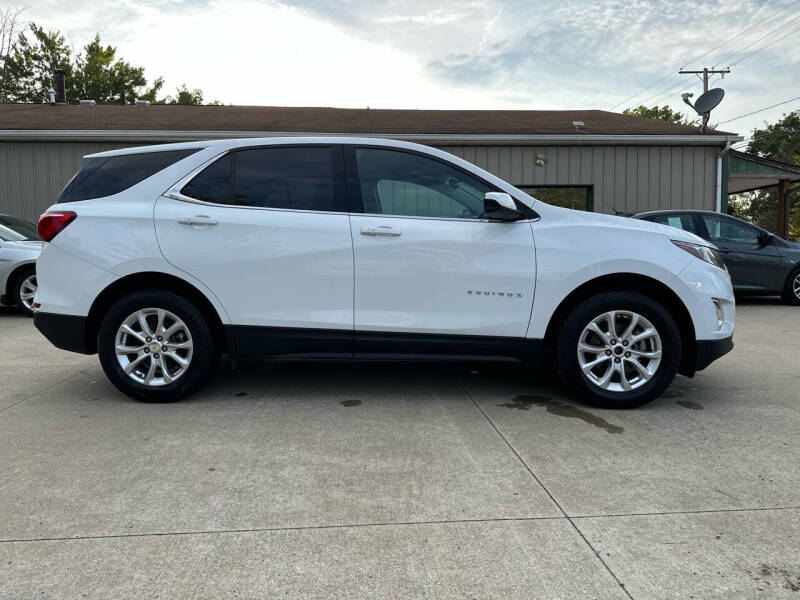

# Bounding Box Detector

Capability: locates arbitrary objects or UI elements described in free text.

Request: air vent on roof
[572,120,585,132]
[79,100,96,106]
[135,100,150,107]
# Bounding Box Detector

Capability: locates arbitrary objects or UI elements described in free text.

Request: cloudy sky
[11,0,800,142]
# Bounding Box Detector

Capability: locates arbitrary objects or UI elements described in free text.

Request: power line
[713,10,800,67]
[718,95,800,125]
[730,23,800,66]
[607,0,800,110]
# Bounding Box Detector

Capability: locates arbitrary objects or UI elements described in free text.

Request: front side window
[702,215,760,245]
[355,148,492,219]
[58,149,200,203]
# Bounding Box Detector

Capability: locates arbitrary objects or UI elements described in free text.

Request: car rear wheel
[781,268,800,306]
[98,290,219,402]
[10,266,37,317]
[555,291,681,409]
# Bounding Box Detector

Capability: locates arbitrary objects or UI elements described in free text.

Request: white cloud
[11,0,800,137]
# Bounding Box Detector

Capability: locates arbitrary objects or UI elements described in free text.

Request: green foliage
[1,24,71,103]
[0,23,213,105]
[732,112,800,240]
[165,84,203,105]
[622,105,690,124]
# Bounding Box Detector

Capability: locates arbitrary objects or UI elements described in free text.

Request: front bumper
[694,335,734,372]
[34,312,92,354]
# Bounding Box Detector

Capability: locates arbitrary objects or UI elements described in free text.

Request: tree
[165,84,203,105]
[1,24,71,103]
[70,35,162,104]
[0,22,215,105]
[622,105,690,124]
[730,112,800,240]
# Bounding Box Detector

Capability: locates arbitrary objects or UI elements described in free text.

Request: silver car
[0,214,42,316]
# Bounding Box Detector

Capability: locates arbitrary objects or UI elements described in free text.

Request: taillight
[38,211,76,242]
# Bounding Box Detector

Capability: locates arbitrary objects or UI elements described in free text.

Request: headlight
[671,240,726,270]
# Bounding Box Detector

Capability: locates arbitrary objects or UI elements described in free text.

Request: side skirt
[225,325,543,363]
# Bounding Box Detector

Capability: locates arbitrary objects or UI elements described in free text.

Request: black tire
[10,265,36,317]
[98,289,219,402]
[781,267,800,306]
[555,291,681,409]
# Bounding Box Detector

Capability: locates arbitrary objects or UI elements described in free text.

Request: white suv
[34,138,735,407]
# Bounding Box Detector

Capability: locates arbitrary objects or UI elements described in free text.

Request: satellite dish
[693,88,725,115]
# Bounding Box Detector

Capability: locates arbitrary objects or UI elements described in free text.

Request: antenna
[683,88,725,132]
[678,67,730,132]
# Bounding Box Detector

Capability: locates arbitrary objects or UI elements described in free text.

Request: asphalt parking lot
[1,299,799,599]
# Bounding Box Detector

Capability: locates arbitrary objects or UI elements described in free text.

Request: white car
[33,138,735,407]
[0,214,42,316]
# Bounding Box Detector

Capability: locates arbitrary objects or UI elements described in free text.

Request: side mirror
[484,192,524,222]
[759,232,774,247]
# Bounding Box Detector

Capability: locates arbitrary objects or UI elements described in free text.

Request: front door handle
[178,215,218,226]
[360,226,401,237]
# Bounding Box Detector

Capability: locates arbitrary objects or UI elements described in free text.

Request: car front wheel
[98,290,219,402]
[555,291,681,409]
[781,268,800,306]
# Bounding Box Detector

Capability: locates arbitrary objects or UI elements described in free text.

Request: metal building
[0,104,743,223]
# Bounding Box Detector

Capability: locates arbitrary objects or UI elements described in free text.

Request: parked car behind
[633,209,800,305]
[34,138,735,407]
[0,214,42,316]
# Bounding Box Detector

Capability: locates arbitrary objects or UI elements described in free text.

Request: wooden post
[777,179,790,239]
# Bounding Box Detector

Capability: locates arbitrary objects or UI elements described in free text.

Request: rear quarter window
[58,149,200,203]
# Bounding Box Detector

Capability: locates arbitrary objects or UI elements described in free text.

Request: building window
[517,186,593,212]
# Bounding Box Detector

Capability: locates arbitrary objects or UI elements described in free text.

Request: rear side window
[181,154,232,204]
[181,146,343,212]
[58,149,200,203]
[649,213,698,234]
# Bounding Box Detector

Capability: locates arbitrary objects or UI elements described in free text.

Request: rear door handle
[178,215,218,226]
[360,226,401,237]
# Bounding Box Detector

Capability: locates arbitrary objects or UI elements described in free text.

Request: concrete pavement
[1,299,798,598]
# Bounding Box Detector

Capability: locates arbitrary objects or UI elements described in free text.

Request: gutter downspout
[716,141,733,213]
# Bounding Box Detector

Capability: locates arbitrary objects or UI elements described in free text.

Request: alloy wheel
[19,274,37,311]
[114,308,194,387]
[577,310,662,393]
[794,272,800,300]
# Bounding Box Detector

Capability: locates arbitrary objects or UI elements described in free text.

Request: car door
[346,146,536,358]
[155,145,354,356]
[698,214,781,291]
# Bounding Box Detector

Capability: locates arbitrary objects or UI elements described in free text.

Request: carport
[727,150,800,238]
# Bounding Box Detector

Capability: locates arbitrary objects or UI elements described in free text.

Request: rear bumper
[694,336,734,372]
[34,312,92,354]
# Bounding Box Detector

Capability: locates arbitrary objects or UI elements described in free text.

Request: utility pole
[678,68,730,130]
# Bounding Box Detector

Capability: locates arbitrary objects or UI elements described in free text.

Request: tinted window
[649,214,699,234]
[702,215,760,244]
[181,154,232,204]
[58,149,200,203]
[355,148,491,219]
[0,215,39,241]
[234,147,336,211]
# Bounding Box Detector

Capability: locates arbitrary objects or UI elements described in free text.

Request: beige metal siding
[439,144,718,214]
[0,142,139,222]
[0,141,717,222]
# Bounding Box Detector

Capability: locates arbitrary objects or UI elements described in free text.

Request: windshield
[0,215,39,241]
